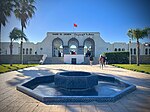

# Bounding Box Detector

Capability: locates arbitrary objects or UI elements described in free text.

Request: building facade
[1,32,150,57]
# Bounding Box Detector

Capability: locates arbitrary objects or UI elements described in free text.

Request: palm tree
[143,27,150,36]
[14,0,36,64]
[9,27,28,66]
[127,28,150,66]
[0,0,14,54]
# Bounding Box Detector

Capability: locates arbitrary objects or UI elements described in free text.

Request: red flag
[74,23,77,27]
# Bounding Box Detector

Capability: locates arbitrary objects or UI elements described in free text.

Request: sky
[2,0,150,44]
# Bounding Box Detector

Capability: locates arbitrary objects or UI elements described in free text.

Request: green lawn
[112,64,150,74]
[0,64,38,74]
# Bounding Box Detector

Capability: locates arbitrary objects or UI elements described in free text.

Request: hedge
[103,52,129,64]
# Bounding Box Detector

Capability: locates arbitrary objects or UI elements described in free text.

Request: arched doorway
[52,38,63,57]
[68,38,79,54]
[84,38,95,57]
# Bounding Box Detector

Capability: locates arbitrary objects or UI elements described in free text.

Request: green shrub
[103,52,129,64]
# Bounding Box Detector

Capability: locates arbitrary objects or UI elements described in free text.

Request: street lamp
[129,39,132,64]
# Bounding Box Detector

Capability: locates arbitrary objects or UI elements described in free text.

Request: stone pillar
[63,46,69,54]
[78,46,84,54]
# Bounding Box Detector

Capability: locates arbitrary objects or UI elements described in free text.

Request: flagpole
[73,24,75,33]
[73,23,77,36]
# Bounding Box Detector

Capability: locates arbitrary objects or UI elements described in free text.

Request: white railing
[39,54,47,64]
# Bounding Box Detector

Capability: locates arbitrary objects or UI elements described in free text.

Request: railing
[39,54,47,64]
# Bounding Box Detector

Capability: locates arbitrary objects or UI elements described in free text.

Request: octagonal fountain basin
[17,71,136,103]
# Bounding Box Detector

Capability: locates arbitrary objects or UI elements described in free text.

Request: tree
[9,27,28,66]
[14,0,36,64]
[127,28,150,66]
[0,0,14,54]
[143,27,150,36]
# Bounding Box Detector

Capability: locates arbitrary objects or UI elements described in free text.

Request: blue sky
[2,0,150,43]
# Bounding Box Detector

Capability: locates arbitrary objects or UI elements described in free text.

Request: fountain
[17,71,136,103]
[55,71,98,89]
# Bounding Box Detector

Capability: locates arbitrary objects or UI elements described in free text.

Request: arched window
[84,38,95,56]
[26,48,28,54]
[122,48,125,51]
[130,48,133,55]
[23,48,25,54]
[145,48,148,55]
[29,48,32,54]
[134,48,136,55]
[52,38,63,57]
[68,38,79,55]
[118,48,121,51]
[114,48,117,51]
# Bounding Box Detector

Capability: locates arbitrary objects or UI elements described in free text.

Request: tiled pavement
[0,64,150,112]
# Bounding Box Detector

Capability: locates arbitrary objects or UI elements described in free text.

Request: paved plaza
[0,64,150,112]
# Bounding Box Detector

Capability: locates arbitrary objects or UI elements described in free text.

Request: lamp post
[129,39,131,64]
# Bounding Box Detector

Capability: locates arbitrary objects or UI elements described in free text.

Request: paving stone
[0,89,16,102]
[0,65,149,112]
[49,105,66,112]
[17,102,38,112]
[127,107,150,112]
[0,106,22,112]
[119,99,150,109]
[33,106,50,112]
[81,105,97,112]
[66,105,81,112]
[108,101,129,112]
[0,95,17,111]
[95,105,113,112]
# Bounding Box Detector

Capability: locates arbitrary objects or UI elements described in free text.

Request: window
[118,48,121,51]
[40,48,43,50]
[149,49,150,55]
[134,48,136,55]
[114,48,117,51]
[35,51,37,55]
[29,48,32,54]
[130,48,133,55]
[122,48,125,51]
[26,48,28,54]
[23,48,25,54]
[145,48,148,55]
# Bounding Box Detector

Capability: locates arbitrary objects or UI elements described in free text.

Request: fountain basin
[55,71,98,89]
[17,72,136,103]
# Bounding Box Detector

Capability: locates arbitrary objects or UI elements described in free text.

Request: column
[63,46,69,54]
[78,46,84,54]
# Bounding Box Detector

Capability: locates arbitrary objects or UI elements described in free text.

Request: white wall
[64,54,84,64]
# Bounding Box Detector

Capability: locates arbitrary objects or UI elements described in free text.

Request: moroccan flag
[74,23,77,27]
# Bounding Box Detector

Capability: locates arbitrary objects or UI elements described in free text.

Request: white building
[0,32,150,64]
